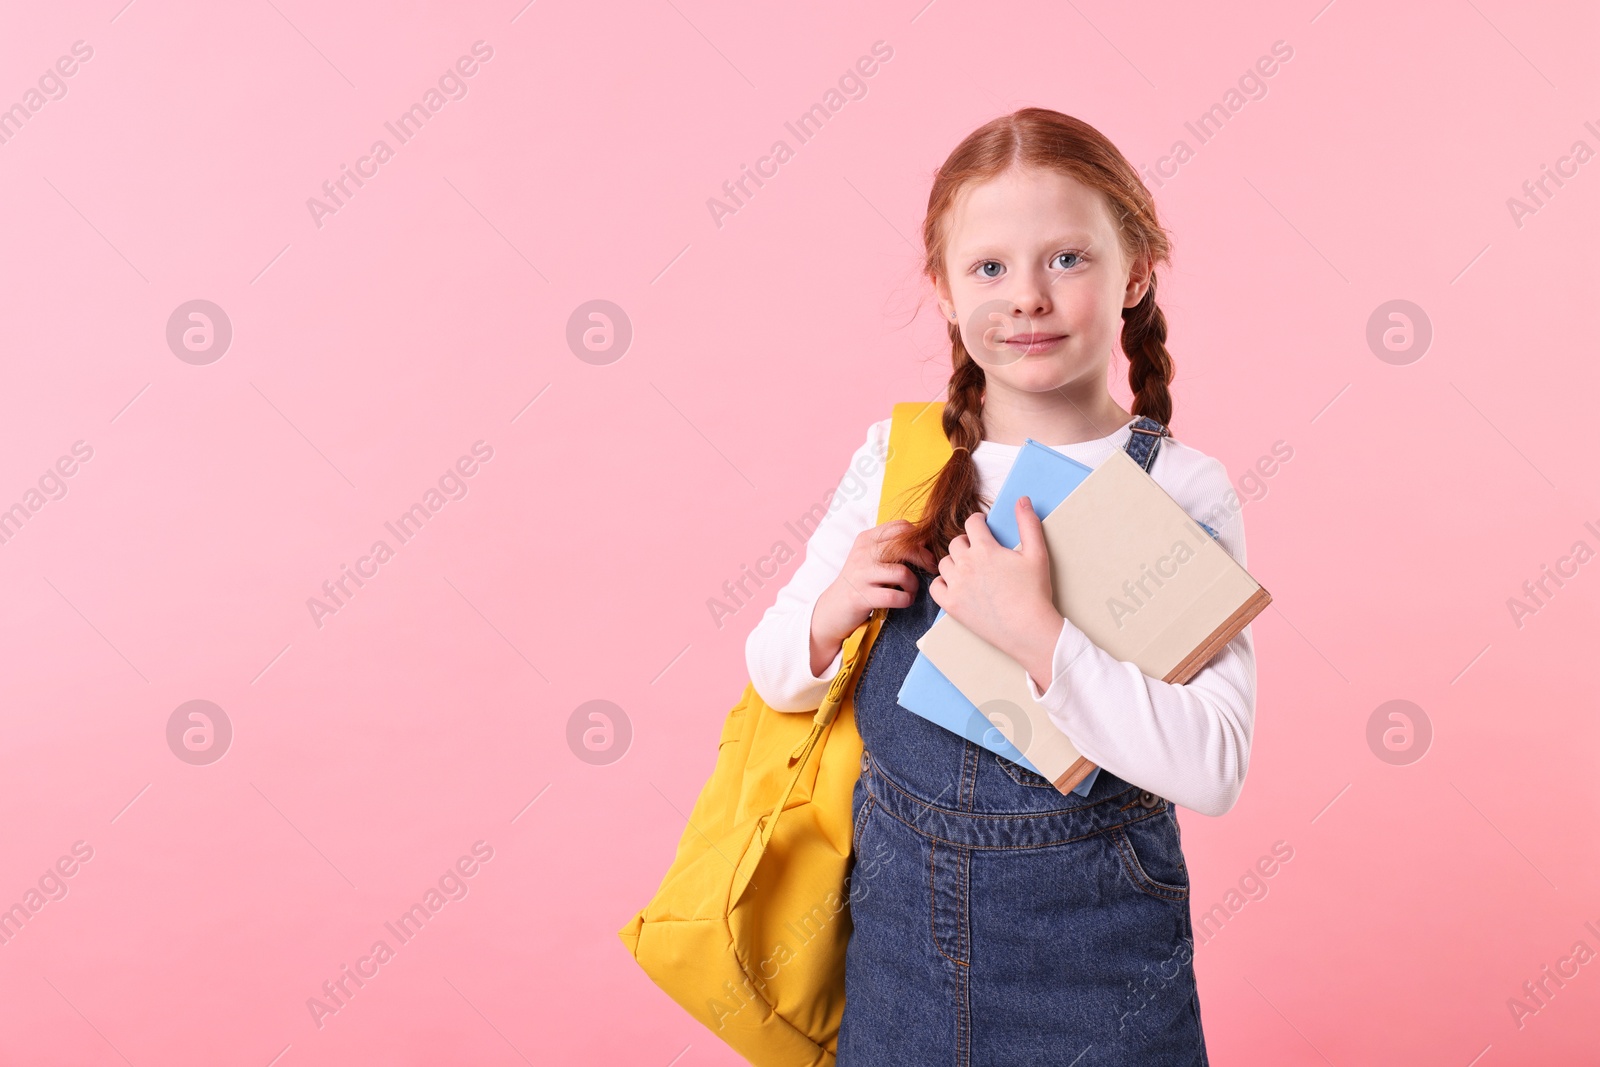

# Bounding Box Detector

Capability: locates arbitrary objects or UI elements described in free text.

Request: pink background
[2,0,1597,1063]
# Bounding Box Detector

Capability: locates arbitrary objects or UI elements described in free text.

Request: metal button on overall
[1139,790,1161,808]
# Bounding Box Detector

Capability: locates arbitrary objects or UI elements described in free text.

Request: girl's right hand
[809,520,938,677]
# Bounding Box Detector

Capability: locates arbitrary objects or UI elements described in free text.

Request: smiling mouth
[1003,333,1065,354]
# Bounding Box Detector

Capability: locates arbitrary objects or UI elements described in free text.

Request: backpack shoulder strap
[1123,415,1221,542]
[877,402,951,524]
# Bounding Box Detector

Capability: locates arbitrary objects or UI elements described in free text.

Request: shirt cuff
[1024,616,1094,705]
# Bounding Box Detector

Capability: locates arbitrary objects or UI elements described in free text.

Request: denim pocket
[1109,814,1190,902]
[995,755,1056,789]
[851,781,876,853]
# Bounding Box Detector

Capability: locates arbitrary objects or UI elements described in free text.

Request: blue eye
[1052,251,1083,270]
[977,261,1003,278]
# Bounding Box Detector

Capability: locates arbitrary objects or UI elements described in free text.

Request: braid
[881,325,988,567]
[1123,273,1174,428]
[942,339,987,452]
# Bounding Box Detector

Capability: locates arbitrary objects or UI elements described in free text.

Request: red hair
[883,107,1176,566]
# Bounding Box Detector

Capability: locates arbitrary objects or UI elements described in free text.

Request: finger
[928,575,947,606]
[866,563,919,595]
[949,533,970,555]
[851,579,915,610]
[858,589,914,611]
[871,585,917,609]
[965,511,995,544]
[1015,495,1047,557]
[867,521,939,574]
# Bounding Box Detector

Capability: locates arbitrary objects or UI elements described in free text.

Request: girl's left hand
[928,496,1065,689]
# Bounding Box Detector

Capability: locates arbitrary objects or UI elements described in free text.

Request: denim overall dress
[835,418,1209,1067]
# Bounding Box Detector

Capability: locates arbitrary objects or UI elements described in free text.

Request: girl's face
[934,165,1150,400]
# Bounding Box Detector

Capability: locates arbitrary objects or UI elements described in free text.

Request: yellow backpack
[618,401,951,1066]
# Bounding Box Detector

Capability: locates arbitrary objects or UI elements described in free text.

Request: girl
[745,109,1255,1065]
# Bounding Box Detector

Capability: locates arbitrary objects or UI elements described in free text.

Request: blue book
[897,440,1103,795]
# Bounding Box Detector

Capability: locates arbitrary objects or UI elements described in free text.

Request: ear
[933,274,957,323]
[1123,255,1153,309]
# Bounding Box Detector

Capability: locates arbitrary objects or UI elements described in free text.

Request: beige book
[916,448,1271,795]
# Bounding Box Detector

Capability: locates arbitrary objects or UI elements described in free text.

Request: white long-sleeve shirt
[744,415,1257,817]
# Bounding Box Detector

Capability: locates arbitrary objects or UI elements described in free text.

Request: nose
[1009,269,1051,320]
